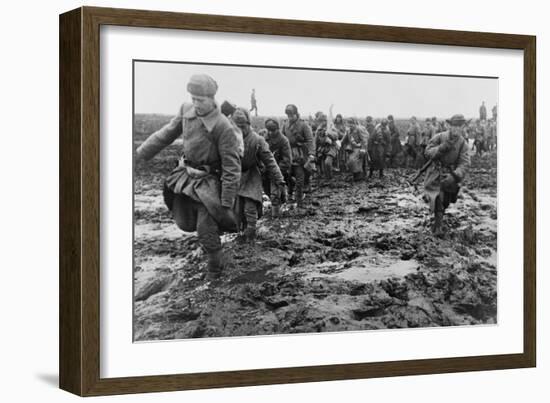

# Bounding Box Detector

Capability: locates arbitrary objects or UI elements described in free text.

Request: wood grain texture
[58,5,537,396]
[59,8,82,396]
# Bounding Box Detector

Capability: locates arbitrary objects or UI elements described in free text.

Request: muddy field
[133,117,497,341]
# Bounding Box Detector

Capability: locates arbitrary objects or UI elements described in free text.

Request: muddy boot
[271,204,281,218]
[368,169,374,179]
[352,172,362,182]
[432,211,444,236]
[206,249,224,280]
[379,169,384,178]
[244,226,256,242]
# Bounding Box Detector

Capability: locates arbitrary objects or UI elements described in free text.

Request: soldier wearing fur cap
[232,108,285,241]
[423,114,470,235]
[135,73,243,280]
[263,118,292,217]
[342,117,368,181]
[282,104,315,209]
[368,118,391,178]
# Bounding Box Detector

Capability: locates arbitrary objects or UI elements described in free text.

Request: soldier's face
[286,112,297,121]
[191,95,216,115]
[449,125,462,138]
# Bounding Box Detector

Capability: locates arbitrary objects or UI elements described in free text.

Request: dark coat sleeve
[257,137,284,185]
[278,135,292,174]
[136,105,183,160]
[301,122,315,156]
[215,122,242,208]
[425,133,443,159]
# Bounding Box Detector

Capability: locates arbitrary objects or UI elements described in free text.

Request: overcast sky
[134,61,498,119]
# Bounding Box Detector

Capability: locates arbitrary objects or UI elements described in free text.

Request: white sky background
[134,61,498,119]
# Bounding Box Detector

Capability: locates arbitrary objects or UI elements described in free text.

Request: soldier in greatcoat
[387,115,402,168]
[404,116,421,167]
[282,104,315,209]
[263,118,292,217]
[424,114,470,235]
[315,114,339,180]
[135,74,243,280]
[232,108,285,241]
[367,118,391,178]
[342,117,369,181]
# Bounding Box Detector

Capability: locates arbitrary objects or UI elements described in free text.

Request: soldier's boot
[432,211,444,236]
[325,164,333,180]
[368,169,374,179]
[271,205,281,218]
[244,226,256,242]
[353,172,362,182]
[205,249,224,281]
[379,169,384,178]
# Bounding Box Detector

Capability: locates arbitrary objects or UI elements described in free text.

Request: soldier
[479,101,487,121]
[263,118,292,217]
[424,114,470,235]
[232,108,285,241]
[404,116,421,168]
[365,115,376,136]
[250,89,258,117]
[282,104,315,209]
[492,104,498,122]
[334,113,347,172]
[367,118,390,178]
[341,117,368,181]
[387,114,402,168]
[473,119,486,156]
[486,119,497,151]
[315,114,339,179]
[419,118,435,163]
[135,74,242,280]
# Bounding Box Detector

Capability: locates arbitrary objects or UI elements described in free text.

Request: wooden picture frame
[59,6,536,396]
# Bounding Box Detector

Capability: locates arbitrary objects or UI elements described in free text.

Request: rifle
[408,158,433,186]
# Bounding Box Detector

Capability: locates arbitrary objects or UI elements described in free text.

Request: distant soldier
[486,119,497,151]
[135,74,242,280]
[404,116,421,167]
[334,113,347,171]
[365,115,376,136]
[250,89,258,117]
[473,119,486,156]
[263,118,292,217]
[282,104,315,209]
[367,118,391,178]
[342,117,368,181]
[479,101,487,121]
[492,104,498,121]
[424,114,470,235]
[315,114,339,179]
[419,118,435,164]
[232,108,284,241]
[387,114,402,168]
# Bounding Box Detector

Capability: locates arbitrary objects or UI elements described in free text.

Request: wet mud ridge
[133,151,497,341]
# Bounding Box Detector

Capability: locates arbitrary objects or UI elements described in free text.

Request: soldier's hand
[440,173,455,188]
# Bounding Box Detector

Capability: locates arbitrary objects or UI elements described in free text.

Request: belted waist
[177,156,221,177]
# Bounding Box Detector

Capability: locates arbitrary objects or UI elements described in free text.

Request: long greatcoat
[368,124,390,170]
[239,129,284,204]
[136,103,243,231]
[423,131,470,211]
[343,126,368,173]
[282,118,314,166]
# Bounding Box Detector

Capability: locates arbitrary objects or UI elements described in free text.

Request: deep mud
[133,137,497,341]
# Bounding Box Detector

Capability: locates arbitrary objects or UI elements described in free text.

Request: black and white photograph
[133,60,498,341]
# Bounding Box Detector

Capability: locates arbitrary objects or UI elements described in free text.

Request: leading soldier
[135,74,242,280]
[424,114,470,235]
